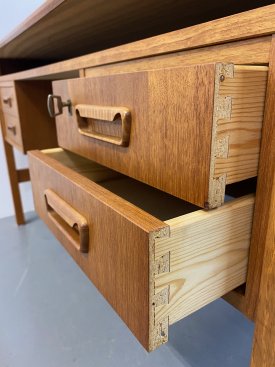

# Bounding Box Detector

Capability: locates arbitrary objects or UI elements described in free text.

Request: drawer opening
[41,148,256,221]
[42,148,211,221]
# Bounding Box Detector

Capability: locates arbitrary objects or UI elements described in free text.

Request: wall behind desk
[0,0,44,219]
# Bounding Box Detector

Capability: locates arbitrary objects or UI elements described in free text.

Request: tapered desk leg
[250,36,275,367]
[2,139,25,225]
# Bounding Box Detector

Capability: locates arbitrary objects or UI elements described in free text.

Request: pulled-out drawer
[29,148,254,351]
[0,81,57,153]
[51,63,267,208]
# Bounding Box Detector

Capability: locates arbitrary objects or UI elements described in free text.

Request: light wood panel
[208,64,267,208]
[154,195,254,327]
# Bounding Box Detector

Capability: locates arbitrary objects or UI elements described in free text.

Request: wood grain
[44,188,89,253]
[1,113,23,152]
[0,85,18,116]
[154,195,254,327]
[250,36,275,363]
[75,104,131,146]
[0,81,57,153]
[0,7,273,82]
[85,37,271,78]
[0,118,24,224]
[28,149,169,350]
[224,37,275,328]
[208,64,268,208]
[29,148,255,350]
[15,81,58,153]
[250,175,275,367]
[54,64,215,207]
[0,1,273,61]
[54,63,266,208]
[16,168,30,183]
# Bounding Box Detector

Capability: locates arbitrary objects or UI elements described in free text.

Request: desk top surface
[0,0,273,62]
[0,3,274,82]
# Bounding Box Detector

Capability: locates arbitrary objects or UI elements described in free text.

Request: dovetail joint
[154,252,170,275]
[215,96,232,120]
[152,286,170,308]
[149,318,169,351]
[208,174,226,208]
[215,136,230,158]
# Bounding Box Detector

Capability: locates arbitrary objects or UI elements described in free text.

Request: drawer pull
[75,104,131,147]
[3,97,12,107]
[47,94,72,117]
[7,125,16,135]
[44,189,89,253]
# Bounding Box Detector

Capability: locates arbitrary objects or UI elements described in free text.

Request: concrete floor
[0,212,254,367]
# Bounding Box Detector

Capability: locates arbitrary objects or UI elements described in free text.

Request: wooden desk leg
[250,35,275,367]
[2,140,25,225]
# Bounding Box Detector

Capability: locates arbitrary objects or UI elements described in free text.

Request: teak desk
[0,2,274,365]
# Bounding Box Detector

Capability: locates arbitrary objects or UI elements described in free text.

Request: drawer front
[52,63,267,208]
[2,113,23,149]
[29,148,254,351]
[0,86,18,116]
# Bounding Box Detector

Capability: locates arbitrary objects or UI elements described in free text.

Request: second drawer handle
[44,189,89,253]
[7,125,16,135]
[75,104,131,147]
[3,97,12,107]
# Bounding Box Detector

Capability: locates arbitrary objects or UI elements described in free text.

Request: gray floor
[0,212,254,367]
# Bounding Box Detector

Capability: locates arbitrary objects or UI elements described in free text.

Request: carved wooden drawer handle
[75,104,131,147]
[44,189,89,253]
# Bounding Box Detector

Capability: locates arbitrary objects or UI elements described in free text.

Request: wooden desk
[0,2,274,364]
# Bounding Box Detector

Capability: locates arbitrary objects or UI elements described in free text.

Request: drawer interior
[34,148,255,351]
[43,148,232,221]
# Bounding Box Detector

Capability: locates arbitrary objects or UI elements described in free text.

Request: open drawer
[51,62,267,208]
[28,148,254,351]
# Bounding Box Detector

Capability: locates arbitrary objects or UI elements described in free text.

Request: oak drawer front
[0,86,18,116]
[52,63,267,208]
[29,148,254,351]
[2,112,23,149]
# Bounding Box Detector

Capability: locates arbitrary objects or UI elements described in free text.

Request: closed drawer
[51,62,268,208]
[28,148,254,351]
[0,86,18,116]
[0,81,57,153]
[2,112,23,149]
